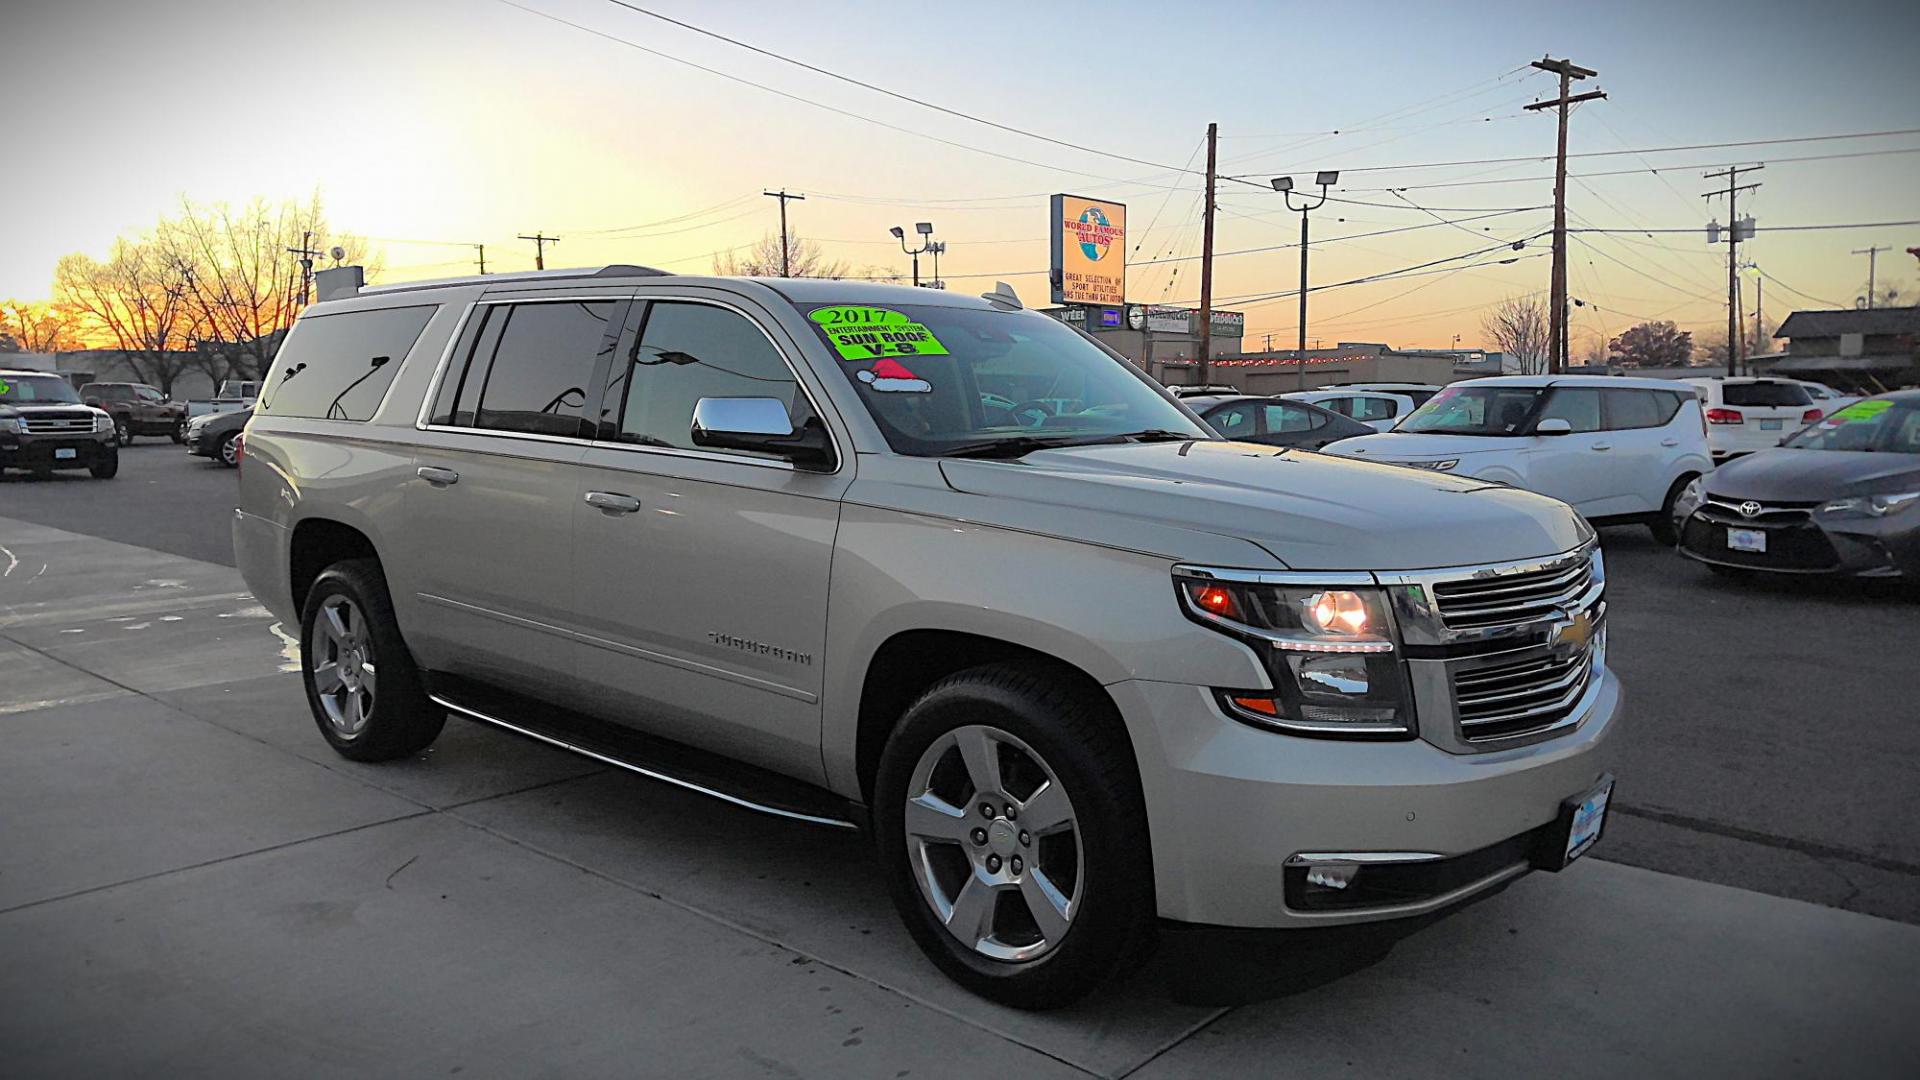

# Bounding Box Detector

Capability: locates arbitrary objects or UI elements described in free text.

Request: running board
[426,674,861,831]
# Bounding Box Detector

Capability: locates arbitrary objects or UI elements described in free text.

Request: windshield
[1395,384,1545,436]
[1783,399,1920,453]
[803,303,1210,455]
[0,374,83,404]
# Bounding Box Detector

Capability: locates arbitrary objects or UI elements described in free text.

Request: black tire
[89,447,119,479]
[873,663,1155,1010]
[299,558,445,762]
[113,416,132,445]
[216,431,241,468]
[1648,473,1698,546]
[170,422,185,444]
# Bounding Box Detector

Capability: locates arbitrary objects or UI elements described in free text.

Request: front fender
[820,503,1269,796]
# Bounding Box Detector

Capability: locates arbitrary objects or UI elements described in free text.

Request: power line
[1344,146,1920,191]
[1755,267,1839,308]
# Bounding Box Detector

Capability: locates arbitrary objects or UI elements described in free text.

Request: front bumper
[1678,506,1916,577]
[0,435,114,469]
[1111,667,1620,928]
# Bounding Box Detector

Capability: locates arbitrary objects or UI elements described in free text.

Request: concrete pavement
[2,516,1917,1077]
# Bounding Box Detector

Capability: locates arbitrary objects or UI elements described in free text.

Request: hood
[1324,431,1521,460]
[1708,448,1920,500]
[938,440,1588,571]
[0,402,100,417]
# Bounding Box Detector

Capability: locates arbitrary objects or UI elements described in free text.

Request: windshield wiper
[938,434,1125,459]
[1115,429,1197,443]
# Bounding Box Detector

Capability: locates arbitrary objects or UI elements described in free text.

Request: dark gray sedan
[184,407,250,467]
[1190,395,1375,450]
[1675,389,1920,577]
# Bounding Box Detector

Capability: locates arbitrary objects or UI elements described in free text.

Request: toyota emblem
[1738,501,1763,518]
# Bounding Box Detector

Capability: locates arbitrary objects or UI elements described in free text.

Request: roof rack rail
[358,264,671,297]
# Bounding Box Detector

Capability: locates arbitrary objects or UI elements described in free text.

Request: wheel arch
[288,517,381,614]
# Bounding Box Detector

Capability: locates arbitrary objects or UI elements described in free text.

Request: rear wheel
[299,559,444,762]
[874,664,1154,1010]
[1648,473,1698,546]
[170,421,185,444]
[113,416,132,445]
[216,431,241,467]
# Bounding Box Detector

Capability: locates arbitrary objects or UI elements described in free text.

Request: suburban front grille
[1451,635,1598,742]
[1428,553,1593,630]
[21,415,94,434]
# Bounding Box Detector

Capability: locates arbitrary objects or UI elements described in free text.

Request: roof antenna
[981,281,1022,310]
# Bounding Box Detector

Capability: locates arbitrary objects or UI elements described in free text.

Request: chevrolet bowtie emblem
[1553,610,1594,651]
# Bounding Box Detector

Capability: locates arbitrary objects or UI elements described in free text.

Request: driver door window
[1207,404,1258,438]
[1535,388,1602,433]
[609,301,812,458]
[1263,403,1324,433]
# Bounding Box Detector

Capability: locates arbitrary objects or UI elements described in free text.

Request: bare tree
[713,233,850,279]
[53,240,201,395]
[1480,295,1551,374]
[0,300,84,353]
[160,194,372,385]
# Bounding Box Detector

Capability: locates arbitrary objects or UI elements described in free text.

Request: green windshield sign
[809,306,951,361]
[1832,400,1892,422]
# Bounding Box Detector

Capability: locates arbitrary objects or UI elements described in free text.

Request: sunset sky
[5,0,1917,352]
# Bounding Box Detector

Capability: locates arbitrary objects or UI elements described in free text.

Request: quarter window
[1208,405,1258,437]
[261,304,437,421]
[1534,388,1602,433]
[447,301,615,438]
[1349,397,1396,422]
[610,301,812,458]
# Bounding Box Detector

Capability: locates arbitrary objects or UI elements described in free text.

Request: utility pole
[1525,56,1604,374]
[764,190,806,277]
[1852,245,1890,308]
[1197,122,1218,384]
[1753,269,1763,358]
[519,232,560,271]
[1704,164,1762,377]
[286,231,322,309]
[475,244,488,275]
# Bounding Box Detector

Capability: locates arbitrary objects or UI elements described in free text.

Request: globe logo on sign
[1078,207,1112,261]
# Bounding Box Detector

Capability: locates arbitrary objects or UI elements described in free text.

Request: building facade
[1758,307,1920,391]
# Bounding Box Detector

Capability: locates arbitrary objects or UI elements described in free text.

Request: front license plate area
[53,448,77,460]
[1538,775,1614,870]
[1727,528,1767,553]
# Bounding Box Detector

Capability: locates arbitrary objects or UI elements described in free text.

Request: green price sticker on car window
[1833,400,1893,422]
[809,306,950,361]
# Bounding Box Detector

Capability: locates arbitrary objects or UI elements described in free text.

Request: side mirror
[690,397,835,471]
[1534,418,1573,436]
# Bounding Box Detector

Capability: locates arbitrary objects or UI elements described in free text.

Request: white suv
[1327,375,1712,542]
[1680,377,1824,462]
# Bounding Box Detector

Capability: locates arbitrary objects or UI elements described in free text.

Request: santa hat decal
[855,358,932,393]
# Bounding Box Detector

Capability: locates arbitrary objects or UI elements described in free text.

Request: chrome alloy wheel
[904,725,1082,963]
[310,595,376,739]
[219,433,240,466]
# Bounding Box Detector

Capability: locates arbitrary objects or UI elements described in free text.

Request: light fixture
[1270,176,1293,192]
[889,226,904,239]
[1315,170,1340,186]
[915,221,934,236]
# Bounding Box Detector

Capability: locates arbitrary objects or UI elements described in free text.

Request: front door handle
[1661,437,1680,447]
[1590,442,1612,451]
[584,490,642,515]
[416,466,460,486]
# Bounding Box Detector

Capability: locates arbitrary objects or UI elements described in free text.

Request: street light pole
[1271,172,1337,389]
[891,223,935,287]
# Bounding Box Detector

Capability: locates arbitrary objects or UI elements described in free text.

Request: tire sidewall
[298,561,439,760]
[218,431,240,467]
[90,447,119,479]
[873,671,1153,1008]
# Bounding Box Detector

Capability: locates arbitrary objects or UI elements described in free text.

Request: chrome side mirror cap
[690,397,835,471]
[1534,418,1574,436]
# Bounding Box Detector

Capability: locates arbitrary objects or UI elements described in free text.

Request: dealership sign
[1125,304,1245,337]
[1050,194,1126,305]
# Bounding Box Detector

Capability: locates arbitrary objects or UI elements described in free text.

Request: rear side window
[1722,381,1811,407]
[443,301,617,438]
[261,305,436,420]
[1603,389,1683,430]
[1319,397,1355,417]
[1265,403,1326,432]
[1351,397,1396,422]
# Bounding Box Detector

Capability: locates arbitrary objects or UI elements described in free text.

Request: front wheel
[873,665,1155,1010]
[170,421,185,444]
[89,447,119,479]
[216,431,241,467]
[299,559,445,762]
[113,417,132,445]
[1648,473,1698,546]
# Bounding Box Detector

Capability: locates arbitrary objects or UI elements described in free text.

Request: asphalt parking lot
[4,441,1918,1076]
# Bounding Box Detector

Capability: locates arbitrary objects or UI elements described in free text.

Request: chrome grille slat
[1453,653,1573,688]
[1457,673,1589,729]
[1428,554,1593,632]
[1430,562,1587,601]
[21,416,95,434]
[1455,660,1585,708]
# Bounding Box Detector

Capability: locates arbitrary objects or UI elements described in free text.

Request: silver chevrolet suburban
[234,266,1619,1008]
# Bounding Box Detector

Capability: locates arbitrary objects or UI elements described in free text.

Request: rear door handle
[584,490,642,514]
[416,466,460,486]
[1590,442,1612,451]
[1661,438,1680,447]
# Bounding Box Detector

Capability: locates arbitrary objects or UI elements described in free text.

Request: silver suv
[234,266,1620,1008]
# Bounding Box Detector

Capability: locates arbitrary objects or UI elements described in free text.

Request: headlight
[1175,570,1413,737]
[1819,491,1920,517]
[1404,458,1458,472]
[93,412,113,433]
[0,417,19,435]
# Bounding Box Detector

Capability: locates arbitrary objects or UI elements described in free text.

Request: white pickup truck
[186,379,262,420]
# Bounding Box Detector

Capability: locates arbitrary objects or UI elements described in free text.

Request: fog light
[1305,863,1358,890]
